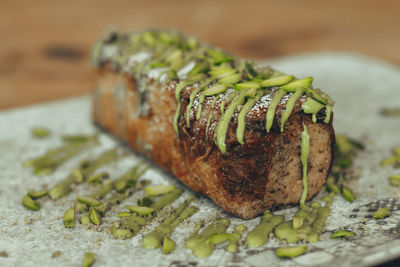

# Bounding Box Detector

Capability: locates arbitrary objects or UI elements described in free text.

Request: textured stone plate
[0,52,399,267]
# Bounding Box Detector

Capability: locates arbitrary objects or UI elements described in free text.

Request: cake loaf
[91,30,335,219]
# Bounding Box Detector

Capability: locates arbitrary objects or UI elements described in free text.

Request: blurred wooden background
[1,0,399,110]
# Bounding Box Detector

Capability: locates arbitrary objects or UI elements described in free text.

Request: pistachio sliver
[187,62,209,77]
[208,67,236,78]
[306,88,328,105]
[330,230,355,239]
[23,195,40,211]
[234,82,261,91]
[280,77,313,92]
[373,207,390,219]
[381,156,398,167]
[392,146,400,156]
[80,213,91,225]
[63,208,75,228]
[28,190,48,199]
[126,206,155,216]
[209,233,231,245]
[163,236,176,254]
[82,252,95,267]
[390,175,400,186]
[72,168,85,183]
[341,186,355,203]
[260,75,293,88]
[89,207,101,225]
[276,246,307,258]
[118,211,132,218]
[77,196,102,207]
[145,185,175,196]
[203,84,226,96]
[112,227,133,239]
[218,73,241,87]
[86,172,109,184]
[32,127,51,138]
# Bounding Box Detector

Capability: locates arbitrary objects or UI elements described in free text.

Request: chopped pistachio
[341,186,355,203]
[209,233,231,244]
[208,66,236,78]
[306,88,328,105]
[89,207,101,225]
[203,84,226,96]
[118,211,132,218]
[380,107,400,117]
[187,62,209,77]
[126,206,154,216]
[77,196,102,207]
[51,251,62,258]
[280,77,313,92]
[23,195,40,211]
[0,251,9,257]
[276,246,307,258]
[62,135,96,143]
[234,82,260,91]
[326,176,339,193]
[86,172,108,184]
[393,146,400,156]
[28,190,48,199]
[381,156,399,167]
[145,185,175,196]
[137,197,153,207]
[32,127,51,138]
[390,175,400,186]
[63,208,75,228]
[163,236,176,254]
[112,227,133,239]
[330,230,355,239]
[373,207,390,219]
[218,73,241,87]
[260,75,293,88]
[72,168,85,183]
[80,213,91,225]
[82,252,95,267]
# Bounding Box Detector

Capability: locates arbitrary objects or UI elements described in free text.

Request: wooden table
[1,0,399,110]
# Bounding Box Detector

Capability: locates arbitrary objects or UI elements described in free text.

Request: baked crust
[93,65,335,219]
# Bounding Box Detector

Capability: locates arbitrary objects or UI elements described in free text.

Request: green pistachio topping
[260,75,294,87]
[23,195,40,211]
[28,190,48,199]
[276,246,307,258]
[390,175,400,186]
[280,89,305,132]
[91,30,333,154]
[185,218,230,258]
[330,230,355,239]
[300,124,310,208]
[63,208,75,228]
[341,186,355,203]
[89,207,101,225]
[126,206,155,216]
[373,207,390,219]
[236,91,263,144]
[145,185,175,196]
[32,127,51,138]
[163,236,176,254]
[203,84,226,96]
[246,211,284,248]
[265,89,286,133]
[234,82,260,91]
[280,77,313,92]
[82,252,95,267]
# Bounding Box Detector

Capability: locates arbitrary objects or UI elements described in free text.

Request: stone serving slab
[0,52,399,267]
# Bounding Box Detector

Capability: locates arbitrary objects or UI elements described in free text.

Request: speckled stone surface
[0,52,399,267]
